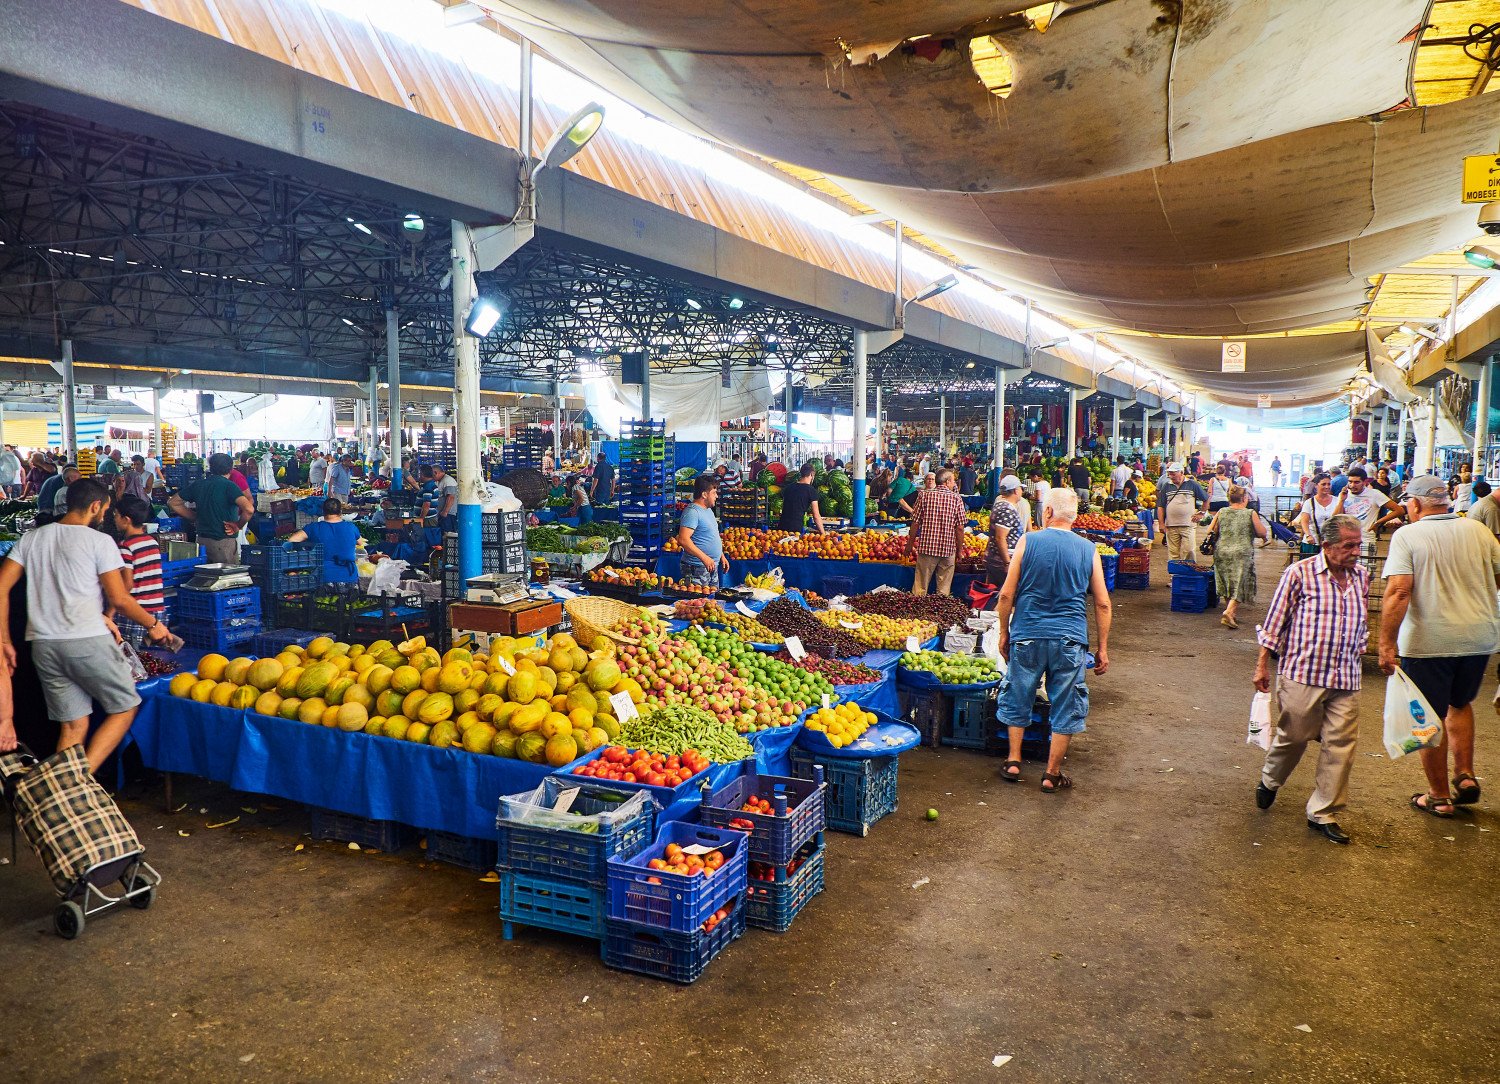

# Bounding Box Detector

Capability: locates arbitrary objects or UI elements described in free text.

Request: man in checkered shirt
[905,468,968,596]
[1252,514,1368,845]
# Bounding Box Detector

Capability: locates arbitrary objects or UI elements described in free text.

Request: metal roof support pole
[200,395,209,462]
[783,367,792,452]
[387,308,403,489]
[938,394,946,460]
[1473,356,1493,478]
[1424,390,1438,474]
[1110,397,1120,459]
[1066,387,1078,457]
[451,220,483,586]
[1397,402,1409,470]
[367,365,380,467]
[992,367,1005,494]
[1365,409,1376,461]
[874,385,883,460]
[59,339,77,458]
[1377,409,1388,463]
[151,389,162,459]
[552,372,562,460]
[852,329,868,528]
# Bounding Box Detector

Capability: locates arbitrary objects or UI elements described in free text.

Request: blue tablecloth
[130,694,551,839]
[652,554,770,587]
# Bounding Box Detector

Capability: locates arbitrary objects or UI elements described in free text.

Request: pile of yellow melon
[165,632,644,767]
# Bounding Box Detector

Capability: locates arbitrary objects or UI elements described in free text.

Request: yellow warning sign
[1462,154,1500,203]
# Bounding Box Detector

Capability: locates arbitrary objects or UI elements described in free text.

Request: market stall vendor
[419,464,458,532]
[677,474,728,589]
[777,462,825,533]
[283,498,362,585]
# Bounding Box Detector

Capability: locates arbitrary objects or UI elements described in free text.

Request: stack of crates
[500,429,552,472]
[942,686,1002,752]
[161,461,203,491]
[413,431,456,474]
[483,509,527,574]
[495,777,657,944]
[173,585,261,653]
[603,822,748,982]
[1168,561,1217,613]
[1116,545,1151,590]
[718,486,770,527]
[268,498,297,538]
[618,420,676,564]
[790,748,898,836]
[702,769,825,932]
[240,542,321,633]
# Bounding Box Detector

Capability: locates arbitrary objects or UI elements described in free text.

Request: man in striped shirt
[1252,514,1368,844]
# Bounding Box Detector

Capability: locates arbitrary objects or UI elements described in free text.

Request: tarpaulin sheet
[129,694,551,838]
[835,677,899,718]
[653,554,771,586]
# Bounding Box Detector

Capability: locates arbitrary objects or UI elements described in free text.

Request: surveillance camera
[1464,238,1500,270]
[1480,202,1500,235]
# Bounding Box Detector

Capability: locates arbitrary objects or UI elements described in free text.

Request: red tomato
[623,772,636,783]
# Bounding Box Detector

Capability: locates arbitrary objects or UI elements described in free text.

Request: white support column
[938,394,946,459]
[1377,409,1388,463]
[784,369,793,451]
[874,384,882,460]
[386,308,403,486]
[1424,391,1439,474]
[151,388,162,458]
[199,394,208,461]
[852,330,868,527]
[1066,387,1078,455]
[1364,411,1376,461]
[552,373,562,460]
[1111,397,1120,457]
[60,339,77,457]
[0,402,6,452]
[1474,357,1493,478]
[451,220,484,583]
[368,364,381,466]
[1397,402,1409,468]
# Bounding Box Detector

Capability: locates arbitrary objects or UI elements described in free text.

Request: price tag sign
[905,634,921,652]
[681,843,718,856]
[609,691,639,722]
[602,568,620,578]
[821,693,831,709]
[495,655,516,676]
[551,787,580,813]
[736,600,756,616]
[784,635,806,660]
[946,630,977,654]
[839,619,863,630]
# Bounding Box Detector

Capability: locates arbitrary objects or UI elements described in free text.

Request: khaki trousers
[1164,525,1196,562]
[912,553,956,596]
[1260,676,1360,823]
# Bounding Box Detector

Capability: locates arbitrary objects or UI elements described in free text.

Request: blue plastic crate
[1116,570,1151,590]
[943,688,1000,751]
[309,808,411,851]
[175,586,261,622]
[251,628,319,657]
[176,621,261,653]
[240,542,321,572]
[701,770,826,867]
[426,830,498,873]
[1101,554,1118,591]
[606,822,749,933]
[789,749,898,837]
[159,557,204,589]
[500,871,605,940]
[1167,560,1210,577]
[745,840,825,932]
[496,779,656,883]
[553,747,715,807]
[601,905,745,983]
[250,565,318,594]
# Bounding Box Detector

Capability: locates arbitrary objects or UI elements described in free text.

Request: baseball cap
[997,474,1022,493]
[1132,469,1143,477]
[1404,474,1449,500]
[1166,461,1184,472]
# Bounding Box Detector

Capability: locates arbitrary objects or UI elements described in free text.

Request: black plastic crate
[425,830,498,872]
[309,808,411,852]
[264,590,311,630]
[481,510,525,544]
[898,685,948,748]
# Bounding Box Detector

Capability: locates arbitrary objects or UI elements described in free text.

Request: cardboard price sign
[609,691,639,722]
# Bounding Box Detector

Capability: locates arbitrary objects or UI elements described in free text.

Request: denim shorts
[997,638,1090,736]
[679,555,719,590]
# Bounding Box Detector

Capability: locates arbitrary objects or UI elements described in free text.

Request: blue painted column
[451,221,483,585]
[851,329,868,527]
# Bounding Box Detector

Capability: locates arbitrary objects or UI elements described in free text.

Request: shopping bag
[1247,691,1274,751]
[1382,667,1443,760]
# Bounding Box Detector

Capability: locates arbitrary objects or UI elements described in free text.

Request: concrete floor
[2,546,1497,1084]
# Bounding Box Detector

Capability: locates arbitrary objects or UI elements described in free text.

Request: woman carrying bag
[1205,485,1269,629]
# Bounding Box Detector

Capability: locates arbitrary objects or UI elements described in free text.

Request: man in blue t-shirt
[589,453,615,505]
[992,487,1111,792]
[284,498,361,584]
[676,474,727,588]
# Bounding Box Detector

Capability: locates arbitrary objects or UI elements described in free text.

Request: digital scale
[463,572,530,605]
[182,564,254,591]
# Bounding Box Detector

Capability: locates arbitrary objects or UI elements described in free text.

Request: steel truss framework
[0,101,1003,397]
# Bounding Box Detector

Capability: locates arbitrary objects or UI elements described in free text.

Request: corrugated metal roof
[121,0,1112,391]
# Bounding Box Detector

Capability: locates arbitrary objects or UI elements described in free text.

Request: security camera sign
[1462,155,1500,203]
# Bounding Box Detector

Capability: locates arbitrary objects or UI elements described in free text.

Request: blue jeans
[576,506,594,524]
[679,555,720,590]
[997,638,1091,736]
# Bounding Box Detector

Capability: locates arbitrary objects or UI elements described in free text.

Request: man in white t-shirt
[1029,469,1051,528]
[1109,458,1132,498]
[142,453,162,491]
[0,478,175,767]
[308,451,329,489]
[1333,466,1402,548]
[0,444,20,496]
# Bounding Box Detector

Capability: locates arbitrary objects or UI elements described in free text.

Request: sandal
[1000,760,1023,783]
[1221,615,1239,629]
[1040,771,1073,793]
[1410,793,1455,819]
[1453,773,1482,806]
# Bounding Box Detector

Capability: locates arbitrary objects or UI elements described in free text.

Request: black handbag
[1199,528,1218,556]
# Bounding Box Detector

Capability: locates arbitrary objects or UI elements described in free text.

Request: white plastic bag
[1247,691,1274,751]
[1382,667,1443,760]
[366,558,409,597]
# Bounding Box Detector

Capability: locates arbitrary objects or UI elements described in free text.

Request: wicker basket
[565,595,647,648]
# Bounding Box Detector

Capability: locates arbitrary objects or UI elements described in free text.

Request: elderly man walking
[906,467,967,596]
[1253,515,1369,844]
[1378,474,1500,818]
[993,488,1111,791]
[1158,462,1207,563]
